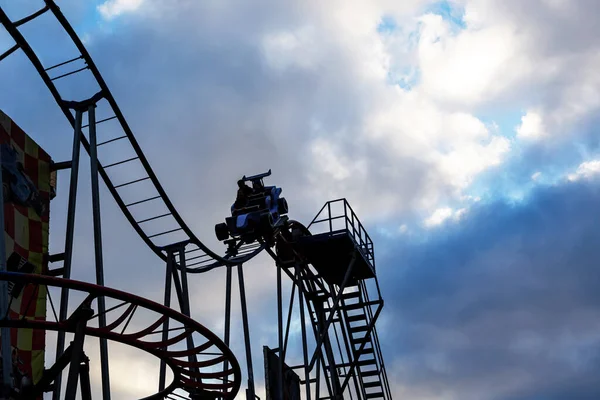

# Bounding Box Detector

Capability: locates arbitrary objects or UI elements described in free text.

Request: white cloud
[98,0,144,19]
[517,111,545,140]
[532,171,542,181]
[261,26,320,71]
[416,11,530,106]
[424,206,468,227]
[424,207,454,227]
[567,160,600,181]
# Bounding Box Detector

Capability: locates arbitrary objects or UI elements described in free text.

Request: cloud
[3,0,600,399]
[378,178,600,399]
[516,111,545,140]
[98,0,145,19]
[567,160,600,181]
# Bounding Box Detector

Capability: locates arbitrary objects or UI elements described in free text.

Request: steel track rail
[0,1,263,272]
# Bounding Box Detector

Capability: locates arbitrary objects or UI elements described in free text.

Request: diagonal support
[307,253,357,370]
[0,44,18,62]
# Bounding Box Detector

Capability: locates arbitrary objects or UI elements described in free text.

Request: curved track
[0,1,264,273]
[0,272,241,399]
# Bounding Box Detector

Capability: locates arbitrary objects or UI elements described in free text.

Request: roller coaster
[0,1,392,399]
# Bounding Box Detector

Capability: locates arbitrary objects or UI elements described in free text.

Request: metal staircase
[280,199,392,400]
[339,283,391,399]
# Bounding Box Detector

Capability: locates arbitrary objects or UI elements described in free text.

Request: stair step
[342,302,365,311]
[363,381,382,389]
[347,314,366,322]
[342,291,360,299]
[357,358,376,367]
[350,325,370,333]
[357,347,374,355]
[365,392,384,399]
[361,370,379,377]
[352,336,372,345]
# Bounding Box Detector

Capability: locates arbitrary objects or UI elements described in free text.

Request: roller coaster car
[215,169,289,243]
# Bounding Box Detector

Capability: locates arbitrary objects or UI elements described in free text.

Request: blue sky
[2,0,600,399]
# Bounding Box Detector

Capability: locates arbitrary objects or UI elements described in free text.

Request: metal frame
[260,213,392,400]
[0,3,393,399]
[0,272,242,400]
[0,1,263,273]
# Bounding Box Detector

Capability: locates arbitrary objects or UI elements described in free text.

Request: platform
[296,229,375,286]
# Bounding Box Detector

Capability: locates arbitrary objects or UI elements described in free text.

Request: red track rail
[0,272,241,400]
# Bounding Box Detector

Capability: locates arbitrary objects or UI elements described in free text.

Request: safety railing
[307,198,375,271]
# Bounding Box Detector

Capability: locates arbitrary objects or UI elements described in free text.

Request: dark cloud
[375,178,600,399]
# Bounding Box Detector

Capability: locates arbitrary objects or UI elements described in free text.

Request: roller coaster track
[0,1,264,273]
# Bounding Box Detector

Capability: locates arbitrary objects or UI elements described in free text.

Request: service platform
[299,199,376,286]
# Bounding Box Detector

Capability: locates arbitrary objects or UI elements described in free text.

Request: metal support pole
[0,148,12,394]
[276,264,284,400]
[223,265,232,383]
[88,104,111,400]
[53,108,83,400]
[159,252,173,391]
[296,264,311,400]
[79,356,92,400]
[282,281,296,360]
[315,302,342,399]
[65,304,93,399]
[315,354,321,399]
[237,264,255,399]
[308,254,356,369]
[174,248,198,379]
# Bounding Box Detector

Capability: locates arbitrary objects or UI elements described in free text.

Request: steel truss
[0,2,393,399]
[0,272,241,399]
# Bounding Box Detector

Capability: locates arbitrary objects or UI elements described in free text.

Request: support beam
[296,263,312,400]
[50,160,72,171]
[65,304,93,399]
[88,104,111,400]
[178,247,199,378]
[53,108,83,400]
[223,265,232,382]
[79,356,92,400]
[238,264,255,399]
[158,253,173,391]
[276,263,284,400]
[308,254,357,370]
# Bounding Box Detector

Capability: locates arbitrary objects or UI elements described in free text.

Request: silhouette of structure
[0,2,392,399]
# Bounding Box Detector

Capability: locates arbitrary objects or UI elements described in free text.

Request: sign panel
[264,346,301,400]
[0,110,53,396]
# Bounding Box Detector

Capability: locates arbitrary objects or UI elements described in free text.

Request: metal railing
[307,198,375,271]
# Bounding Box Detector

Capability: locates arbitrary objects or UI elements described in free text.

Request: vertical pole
[223,264,232,390]
[79,356,93,400]
[237,264,255,399]
[276,264,284,400]
[296,265,311,400]
[158,252,173,391]
[53,109,83,400]
[315,354,321,400]
[317,303,342,399]
[65,305,92,400]
[177,247,198,377]
[0,147,12,393]
[88,105,111,400]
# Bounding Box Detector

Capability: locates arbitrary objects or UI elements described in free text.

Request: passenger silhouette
[234,179,252,210]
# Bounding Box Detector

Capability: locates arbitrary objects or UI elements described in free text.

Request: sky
[1,0,600,399]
